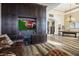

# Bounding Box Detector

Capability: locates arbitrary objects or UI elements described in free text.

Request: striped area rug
[48,35,79,55]
[24,42,72,56]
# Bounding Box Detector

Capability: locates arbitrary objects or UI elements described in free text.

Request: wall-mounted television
[18,17,36,31]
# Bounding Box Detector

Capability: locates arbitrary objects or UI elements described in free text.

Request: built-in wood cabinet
[1,3,47,43]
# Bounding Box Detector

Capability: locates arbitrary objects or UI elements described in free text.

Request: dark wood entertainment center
[1,3,47,44]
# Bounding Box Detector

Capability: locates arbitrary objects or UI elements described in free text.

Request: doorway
[48,19,55,34]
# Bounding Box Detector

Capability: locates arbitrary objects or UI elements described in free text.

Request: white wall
[47,10,64,35]
[0,4,1,35]
[54,14,64,34]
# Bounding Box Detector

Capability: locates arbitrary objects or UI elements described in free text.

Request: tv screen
[18,18,36,31]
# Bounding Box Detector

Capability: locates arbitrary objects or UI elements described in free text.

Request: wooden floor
[25,34,79,56]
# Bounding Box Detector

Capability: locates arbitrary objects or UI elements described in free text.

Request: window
[70,22,79,29]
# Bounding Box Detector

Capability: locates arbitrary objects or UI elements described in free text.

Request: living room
[0,3,79,56]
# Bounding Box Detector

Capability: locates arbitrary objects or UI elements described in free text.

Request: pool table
[59,30,79,37]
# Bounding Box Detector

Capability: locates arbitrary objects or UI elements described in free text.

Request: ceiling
[39,3,79,21]
[39,3,79,13]
[54,3,79,13]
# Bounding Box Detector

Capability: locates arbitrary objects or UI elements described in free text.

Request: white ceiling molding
[65,7,79,15]
[65,5,79,12]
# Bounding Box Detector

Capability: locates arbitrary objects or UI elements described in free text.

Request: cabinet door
[2,4,17,39]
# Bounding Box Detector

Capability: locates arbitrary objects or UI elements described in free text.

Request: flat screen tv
[18,17,36,31]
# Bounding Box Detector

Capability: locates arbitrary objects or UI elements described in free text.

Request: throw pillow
[0,34,14,45]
